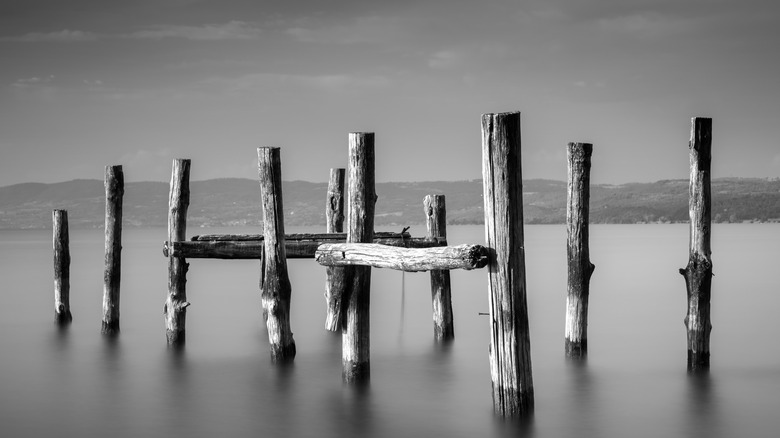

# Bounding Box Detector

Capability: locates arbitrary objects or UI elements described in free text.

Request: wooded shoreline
[3,177,779,229]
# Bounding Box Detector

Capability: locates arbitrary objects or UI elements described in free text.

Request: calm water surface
[1,224,779,437]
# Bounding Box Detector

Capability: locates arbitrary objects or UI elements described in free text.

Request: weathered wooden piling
[165,159,191,345]
[258,147,296,362]
[679,117,713,372]
[565,143,595,358]
[101,165,123,335]
[325,168,347,331]
[343,133,376,382]
[424,195,454,341]
[481,111,534,417]
[53,209,72,325]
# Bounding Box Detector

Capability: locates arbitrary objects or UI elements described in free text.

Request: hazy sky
[1,0,778,186]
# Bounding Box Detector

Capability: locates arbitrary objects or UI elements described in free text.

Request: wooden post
[325,168,347,331]
[343,133,376,382]
[165,159,191,345]
[258,147,296,362]
[101,165,123,335]
[679,117,713,372]
[481,111,534,417]
[53,209,72,325]
[424,195,454,341]
[565,143,595,358]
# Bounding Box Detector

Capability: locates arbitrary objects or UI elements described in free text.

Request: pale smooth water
[1,224,779,438]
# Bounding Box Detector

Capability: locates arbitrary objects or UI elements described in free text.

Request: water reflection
[160,344,194,437]
[564,357,598,438]
[98,335,129,435]
[490,411,536,437]
[684,370,722,437]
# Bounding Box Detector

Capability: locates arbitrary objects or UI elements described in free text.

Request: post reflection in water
[685,370,722,438]
[565,357,598,438]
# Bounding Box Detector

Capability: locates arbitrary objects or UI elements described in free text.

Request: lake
[1,224,779,437]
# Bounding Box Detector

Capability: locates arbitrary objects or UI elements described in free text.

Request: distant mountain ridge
[1,177,779,229]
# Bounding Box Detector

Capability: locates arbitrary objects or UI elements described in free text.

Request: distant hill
[1,177,779,229]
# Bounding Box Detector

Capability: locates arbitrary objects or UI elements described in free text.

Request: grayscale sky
[1,0,778,186]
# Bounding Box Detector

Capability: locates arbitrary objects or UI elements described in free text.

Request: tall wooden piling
[343,133,376,382]
[481,111,534,417]
[424,194,454,341]
[679,117,713,371]
[53,209,72,325]
[101,165,123,335]
[565,143,595,358]
[165,159,191,345]
[258,147,296,362]
[325,168,347,331]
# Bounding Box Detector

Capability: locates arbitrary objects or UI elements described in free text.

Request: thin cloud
[596,12,695,39]
[286,16,408,44]
[10,75,55,89]
[428,50,463,69]
[201,72,390,94]
[126,21,262,41]
[0,29,97,43]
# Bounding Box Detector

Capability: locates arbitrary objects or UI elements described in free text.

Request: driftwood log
[679,117,713,372]
[101,165,123,335]
[163,233,443,259]
[481,111,534,417]
[53,209,72,325]
[258,147,296,362]
[424,194,454,341]
[315,243,488,272]
[565,143,595,358]
[164,159,191,345]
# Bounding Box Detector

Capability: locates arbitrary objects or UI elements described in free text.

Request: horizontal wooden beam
[191,231,413,242]
[314,243,489,272]
[163,233,446,259]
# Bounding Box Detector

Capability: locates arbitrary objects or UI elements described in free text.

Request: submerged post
[101,165,123,335]
[481,111,534,417]
[343,133,376,382]
[165,159,191,345]
[53,209,72,325]
[325,168,346,331]
[258,147,296,362]
[565,143,595,358]
[679,117,713,372]
[424,194,454,341]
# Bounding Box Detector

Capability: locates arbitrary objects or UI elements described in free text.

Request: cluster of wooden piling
[52,166,126,334]
[50,114,716,418]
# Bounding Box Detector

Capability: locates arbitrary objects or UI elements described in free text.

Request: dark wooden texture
[258,147,296,362]
[326,168,346,232]
[565,143,595,358]
[101,165,123,335]
[424,195,454,341]
[481,112,534,417]
[53,209,72,325]
[165,159,191,345]
[315,243,488,271]
[679,117,713,372]
[342,133,376,382]
[325,168,347,331]
[164,233,442,259]
[189,231,420,241]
